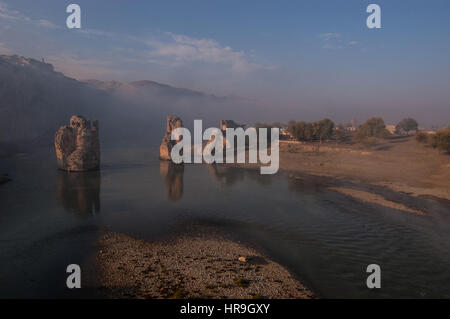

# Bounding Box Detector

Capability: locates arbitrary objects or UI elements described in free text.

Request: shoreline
[222,137,449,212]
[277,138,450,202]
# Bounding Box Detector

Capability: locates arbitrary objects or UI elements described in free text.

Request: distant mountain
[0,55,257,145]
[90,79,208,97]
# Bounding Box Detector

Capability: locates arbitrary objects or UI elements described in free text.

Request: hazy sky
[0,0,449,127]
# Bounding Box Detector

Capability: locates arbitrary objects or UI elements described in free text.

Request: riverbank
[278,137,450,202]
[95,230,314,299]
[226,136,449,213]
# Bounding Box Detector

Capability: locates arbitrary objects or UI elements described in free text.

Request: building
[385,125,396,134]
[280,127,294,140]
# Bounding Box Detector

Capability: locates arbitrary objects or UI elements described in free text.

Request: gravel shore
[96,231,314,299]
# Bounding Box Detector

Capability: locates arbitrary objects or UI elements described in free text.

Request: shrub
[417,127,450,154]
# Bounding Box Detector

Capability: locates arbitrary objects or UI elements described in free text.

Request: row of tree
[287,118,335,142]
[257,118,449,154]
[284,117,391,142]
[354,117,420,140]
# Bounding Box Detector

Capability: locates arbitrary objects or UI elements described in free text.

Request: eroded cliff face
[55,115,100,171]
[160,116,183,161]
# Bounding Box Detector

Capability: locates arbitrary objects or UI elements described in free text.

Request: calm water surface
[1,146,449,298]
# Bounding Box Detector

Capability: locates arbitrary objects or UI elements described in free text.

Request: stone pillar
[160,116,183,161]
[55,115,100,171]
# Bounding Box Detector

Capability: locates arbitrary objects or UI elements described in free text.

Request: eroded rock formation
[160,116,183,160]
[55,115,100,171]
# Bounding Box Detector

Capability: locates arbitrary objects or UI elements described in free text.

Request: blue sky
[0,0,449,126]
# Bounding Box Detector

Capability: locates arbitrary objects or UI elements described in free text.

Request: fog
[0,55,261,148]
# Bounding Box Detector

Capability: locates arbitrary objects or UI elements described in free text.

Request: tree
[316,118,334,143]
[291,121,311,141]
[395,118,418,135]
[287,119,334,142]
[355,117,390,140]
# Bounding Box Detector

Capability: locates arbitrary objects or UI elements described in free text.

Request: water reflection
[208,165,244,186]
[159,161,184,201]
[4,146,450,298]
[56,170,101,218]
[208,164,272,187]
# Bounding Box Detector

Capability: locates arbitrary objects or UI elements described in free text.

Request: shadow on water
[56,170,101,218]
[159,162,272,201]
[159,161,184,201]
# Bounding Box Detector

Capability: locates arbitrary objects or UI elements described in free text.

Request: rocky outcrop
[55,115,100,171]
[160,116,183,160]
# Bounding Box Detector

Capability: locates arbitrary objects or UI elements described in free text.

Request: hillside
[0,55,256,145]
[0,55,111,143]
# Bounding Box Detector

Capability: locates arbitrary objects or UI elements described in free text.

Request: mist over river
[1,146,449,298]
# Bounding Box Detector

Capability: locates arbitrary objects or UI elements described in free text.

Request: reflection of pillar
[56,170,100,218]
[207,164,244,186]
[207,164,271,187]
[160,161,184,201]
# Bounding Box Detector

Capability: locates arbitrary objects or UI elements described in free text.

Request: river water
[1,146,449,298]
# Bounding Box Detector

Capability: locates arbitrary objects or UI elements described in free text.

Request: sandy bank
[278,137,450,202]
[328,186,426,215]
[228,137,449,203]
